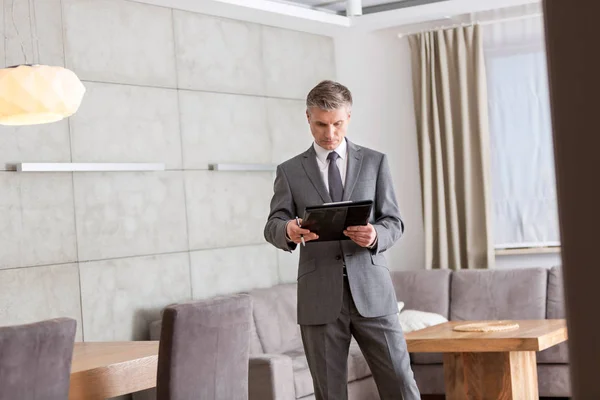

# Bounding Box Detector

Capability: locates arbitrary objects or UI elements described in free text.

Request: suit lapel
[342,140,363,201]
[301,145,332,203]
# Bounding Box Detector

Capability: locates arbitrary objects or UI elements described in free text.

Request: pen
[295,216,305,247]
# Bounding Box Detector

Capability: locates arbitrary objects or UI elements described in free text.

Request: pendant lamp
[0,64,86,126]
[0,0,85,126]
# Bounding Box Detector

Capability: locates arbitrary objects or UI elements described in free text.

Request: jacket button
[335,255,342,261]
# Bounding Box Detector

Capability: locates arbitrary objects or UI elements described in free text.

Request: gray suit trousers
[300,277,421,400]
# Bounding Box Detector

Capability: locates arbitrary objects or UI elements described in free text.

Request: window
[483,16,560,249]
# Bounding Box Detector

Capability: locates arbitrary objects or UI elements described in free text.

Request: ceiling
[273,0,447,15]
[132,0,541,37]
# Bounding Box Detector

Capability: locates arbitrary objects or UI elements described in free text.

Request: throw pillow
[398,301,405,313]
[399,309,448,333]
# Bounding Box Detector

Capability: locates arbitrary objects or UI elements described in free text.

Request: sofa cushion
[412,364,445,395]
[539,266,569,364]
[391,270,451,317]
[450,267,548,321]
[538,364,572,397]
[285,340,371,399]
[249,283,302,354]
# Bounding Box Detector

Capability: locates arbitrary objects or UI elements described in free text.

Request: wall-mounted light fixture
[15,163,165,172]
[208,164,276,172]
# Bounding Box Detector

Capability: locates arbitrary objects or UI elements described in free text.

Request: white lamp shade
[0,64,85,126]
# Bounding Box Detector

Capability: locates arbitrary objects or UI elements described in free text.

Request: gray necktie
[327,151,343,202]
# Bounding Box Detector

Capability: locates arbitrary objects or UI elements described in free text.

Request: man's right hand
[286,218,319,244]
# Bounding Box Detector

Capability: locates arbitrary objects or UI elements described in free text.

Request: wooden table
[404,319,568,400]
[69,341,159,400]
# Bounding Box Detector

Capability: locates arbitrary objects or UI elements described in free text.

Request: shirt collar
[313,138,347,164]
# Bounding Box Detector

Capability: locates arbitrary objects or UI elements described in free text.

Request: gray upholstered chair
[0,317,77,400]
[156,294,253,400]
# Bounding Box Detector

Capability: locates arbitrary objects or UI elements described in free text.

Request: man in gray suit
[264,80,420,400]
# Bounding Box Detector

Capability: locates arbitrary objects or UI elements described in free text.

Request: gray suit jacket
[264,139,404,325]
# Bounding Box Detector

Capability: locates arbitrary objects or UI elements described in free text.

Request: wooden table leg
[443,351,539,400]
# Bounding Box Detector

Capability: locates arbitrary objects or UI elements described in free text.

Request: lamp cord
[29,0,40,64]
[9,0,41,65]
[11,0,28,64]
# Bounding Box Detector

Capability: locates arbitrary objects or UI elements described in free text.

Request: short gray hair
[306,80,353,112]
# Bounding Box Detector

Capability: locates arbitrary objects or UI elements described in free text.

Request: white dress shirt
[313,138,348,193]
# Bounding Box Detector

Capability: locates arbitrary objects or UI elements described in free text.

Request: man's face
[306,106,351,150]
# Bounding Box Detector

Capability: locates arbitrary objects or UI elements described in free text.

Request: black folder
[300,200,373,242]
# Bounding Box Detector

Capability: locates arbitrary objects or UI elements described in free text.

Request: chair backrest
[0,318,77,400]
[156,294,253,400]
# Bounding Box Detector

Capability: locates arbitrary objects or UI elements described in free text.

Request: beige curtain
[409,25,494,270]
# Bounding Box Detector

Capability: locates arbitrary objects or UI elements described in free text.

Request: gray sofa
[392,266,570,398]
[138,266,570,399]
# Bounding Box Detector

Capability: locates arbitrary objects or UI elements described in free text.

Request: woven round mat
[453,321,520,332]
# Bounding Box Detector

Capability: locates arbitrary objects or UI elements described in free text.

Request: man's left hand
[344,224,377,248]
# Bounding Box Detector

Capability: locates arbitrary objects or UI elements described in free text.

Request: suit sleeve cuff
[285,220,293,242]
[367,235,378,249]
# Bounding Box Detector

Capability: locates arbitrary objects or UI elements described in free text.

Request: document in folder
[301,200,373,242]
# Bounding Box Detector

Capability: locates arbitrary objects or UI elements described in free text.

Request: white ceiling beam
[128,0,351,36]
[350,0,541,31]
[128,0,541,35]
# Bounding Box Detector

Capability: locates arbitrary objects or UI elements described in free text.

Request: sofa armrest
[249,354,296,400]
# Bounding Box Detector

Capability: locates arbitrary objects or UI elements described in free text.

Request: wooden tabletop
[405,319,568,353]
[69,341,159,400]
